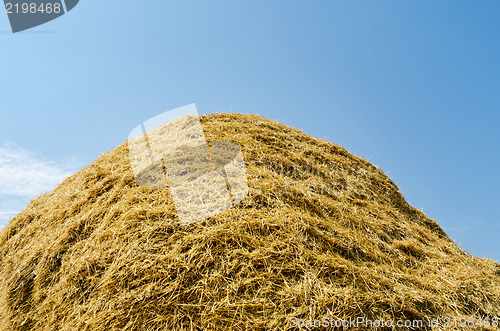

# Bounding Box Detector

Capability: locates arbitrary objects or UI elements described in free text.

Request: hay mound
[1,114,499,331]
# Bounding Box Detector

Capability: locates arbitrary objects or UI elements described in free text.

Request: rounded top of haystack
[1,113,499,330]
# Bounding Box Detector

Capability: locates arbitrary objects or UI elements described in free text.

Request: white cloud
[0,143,81,228]
[0,143,78,196]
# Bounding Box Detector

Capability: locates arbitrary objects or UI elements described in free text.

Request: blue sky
[1,1,499,260]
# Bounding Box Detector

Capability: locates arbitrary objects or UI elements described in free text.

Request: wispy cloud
[0,143,81,227]
[0,143,79,196]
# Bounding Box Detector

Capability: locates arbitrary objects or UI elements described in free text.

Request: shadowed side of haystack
[0,113,499,331]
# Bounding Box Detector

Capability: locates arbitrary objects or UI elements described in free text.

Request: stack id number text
[5,2,62,14]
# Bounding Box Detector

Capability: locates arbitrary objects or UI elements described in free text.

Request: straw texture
[0,113,499,330]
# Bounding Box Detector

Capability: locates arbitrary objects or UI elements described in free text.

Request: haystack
[1,114,499,330]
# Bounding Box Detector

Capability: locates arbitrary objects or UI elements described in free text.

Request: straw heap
[1,114,499,330]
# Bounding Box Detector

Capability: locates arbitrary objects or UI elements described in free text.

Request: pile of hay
[1,114,499,330]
